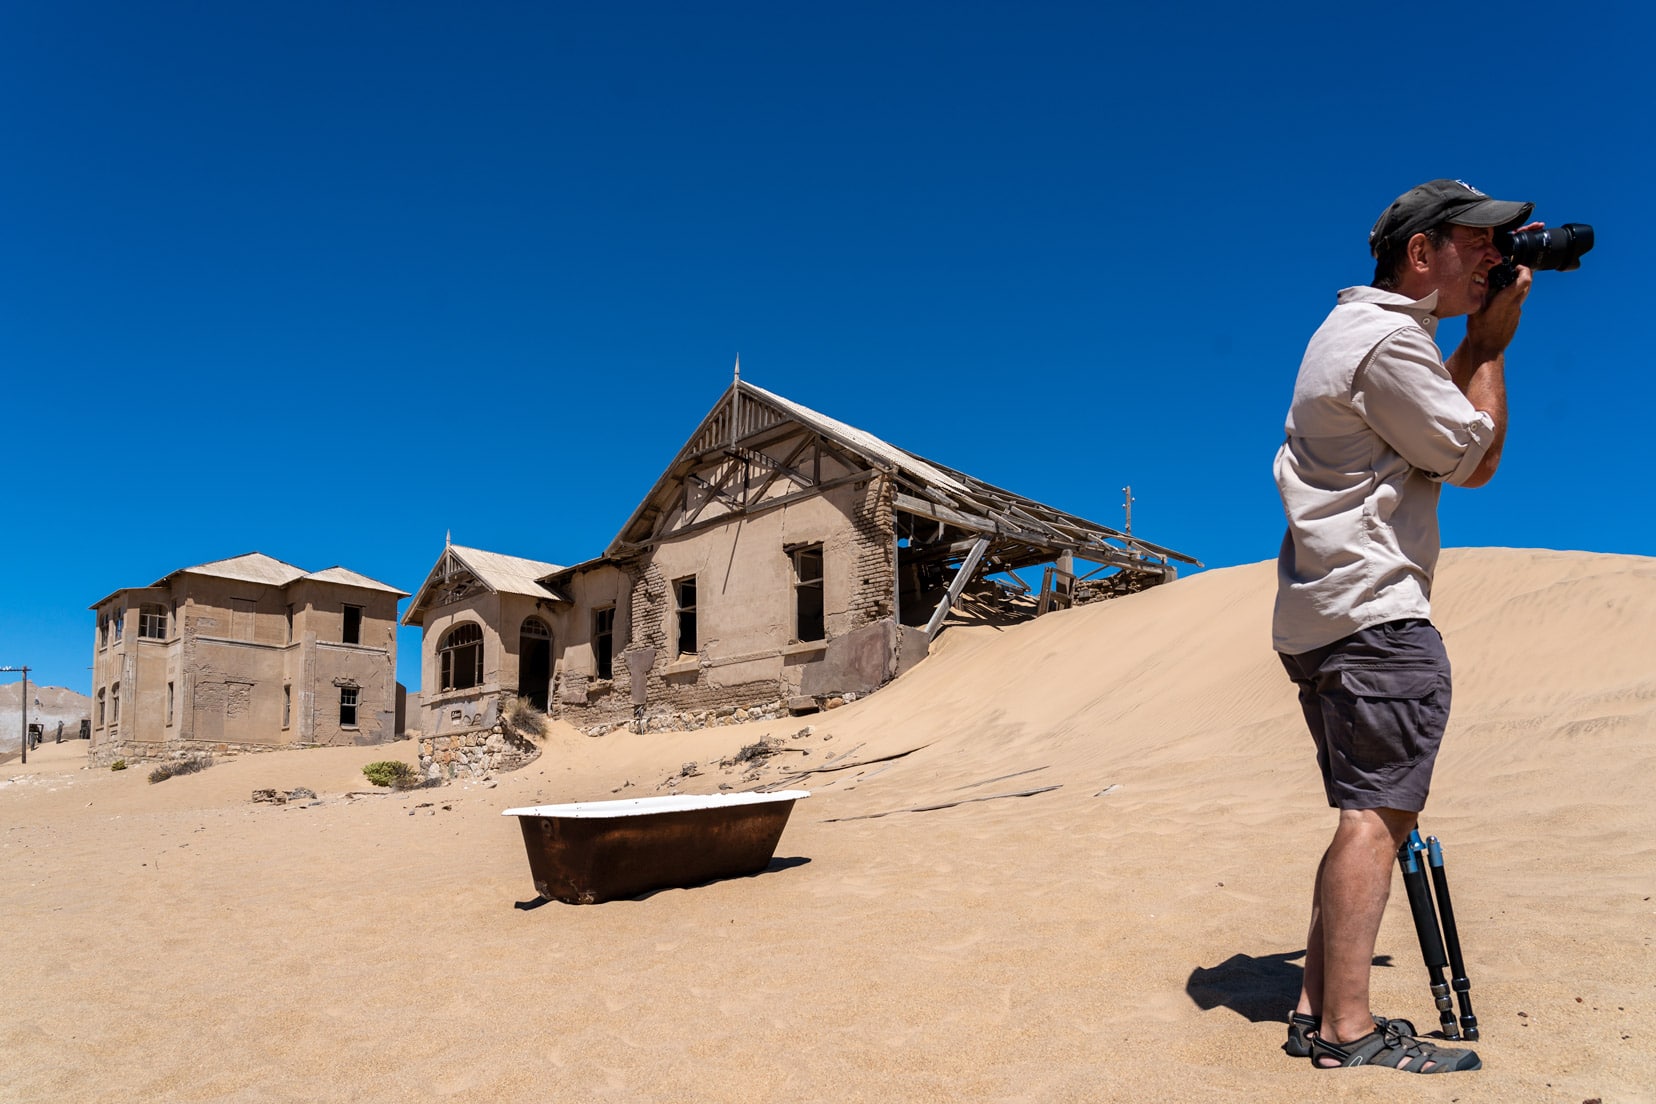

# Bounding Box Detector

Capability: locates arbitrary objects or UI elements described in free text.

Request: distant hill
[0,682,91,758]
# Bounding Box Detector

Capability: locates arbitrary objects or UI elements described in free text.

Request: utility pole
[1,665,28,765]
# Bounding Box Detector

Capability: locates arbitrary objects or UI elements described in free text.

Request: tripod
[1396,829,1479,1041]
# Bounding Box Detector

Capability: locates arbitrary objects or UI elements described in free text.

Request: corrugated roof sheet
[743,382,973,496]
[448,545,564,599]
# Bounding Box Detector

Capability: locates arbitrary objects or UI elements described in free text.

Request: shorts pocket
[1332,664,1447,771]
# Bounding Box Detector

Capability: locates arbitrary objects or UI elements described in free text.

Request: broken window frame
[438,622,485,692]
[138,604,167,640]
[166,681,175,726]
[96,689,105,728]
[110,682,120,728]
[339,686,359,728]
[592,606,615,680]
[282,684,291,729]
[673,577,698,657]
[792,544,825,643]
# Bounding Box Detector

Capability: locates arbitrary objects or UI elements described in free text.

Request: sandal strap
[1310,1022,1480,1073]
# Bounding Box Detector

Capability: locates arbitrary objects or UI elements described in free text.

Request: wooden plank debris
[951,766,1049,790]
[822,784,1061,822]
[790,744,929,775]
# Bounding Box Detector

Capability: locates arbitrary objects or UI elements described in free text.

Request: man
[1273,179,1538,1073]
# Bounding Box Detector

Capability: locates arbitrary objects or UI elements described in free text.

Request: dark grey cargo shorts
[1278,619,1451,813]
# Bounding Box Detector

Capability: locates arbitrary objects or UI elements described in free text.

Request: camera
[1488,222,1595,293]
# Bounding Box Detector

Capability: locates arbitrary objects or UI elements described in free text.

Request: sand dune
[3,548,1652,1102]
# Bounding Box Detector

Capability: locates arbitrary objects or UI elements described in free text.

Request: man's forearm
[1446,343,1507,486]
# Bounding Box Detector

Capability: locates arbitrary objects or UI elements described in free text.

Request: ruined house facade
[88,553,406,766]
[400,546,564,738]
[405,380,1199,737]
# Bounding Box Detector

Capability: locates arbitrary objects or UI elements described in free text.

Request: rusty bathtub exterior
[502,790,810,904]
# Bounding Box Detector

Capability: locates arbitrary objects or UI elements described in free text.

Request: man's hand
[1467,221,1541,357]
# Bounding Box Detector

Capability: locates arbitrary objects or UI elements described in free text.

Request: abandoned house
[404,378,1199,740]
[400,544,565,735]
[88,552,407,765]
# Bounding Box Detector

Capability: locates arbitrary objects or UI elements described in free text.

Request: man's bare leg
[1306,807,1417,1051]
[1295,849,1330,1021]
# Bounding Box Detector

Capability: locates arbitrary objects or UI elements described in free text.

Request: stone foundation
[418,722,540,781]
[576,693,860,738]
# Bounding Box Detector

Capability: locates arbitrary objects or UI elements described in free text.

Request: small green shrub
[362,760,419,788]
[110,759,127,771]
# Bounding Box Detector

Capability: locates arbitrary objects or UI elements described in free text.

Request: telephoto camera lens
[1503,223,1595,271]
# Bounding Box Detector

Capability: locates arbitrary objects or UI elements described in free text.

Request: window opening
[110,683,120,726]
[139,604,167,640]
[793,546,825,642]
[282,685,291,728]
[342,604,363,645]
[673,578,698,656]
[167,682,175,726]
[112,611,123,643]
[97,689,105,728]
[439,623,484,691]
[339,686,358,727]
[593,607,615,680]
[518,618,551,711]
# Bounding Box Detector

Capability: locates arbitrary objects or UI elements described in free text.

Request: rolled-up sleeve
[1352,327,1494,486]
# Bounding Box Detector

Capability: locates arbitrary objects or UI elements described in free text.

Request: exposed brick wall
[847,474,896,627]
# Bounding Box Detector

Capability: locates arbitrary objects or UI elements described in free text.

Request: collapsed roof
[608,379,1200,584]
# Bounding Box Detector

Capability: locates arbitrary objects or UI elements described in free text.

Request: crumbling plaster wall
[548,562,631,711]
[575,473,901,728]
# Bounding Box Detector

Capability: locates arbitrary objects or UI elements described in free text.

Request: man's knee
[1336,806,1417,848]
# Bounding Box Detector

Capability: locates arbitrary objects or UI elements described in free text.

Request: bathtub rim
[501,789,811,820]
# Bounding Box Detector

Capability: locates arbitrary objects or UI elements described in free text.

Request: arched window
[439,622,484,691]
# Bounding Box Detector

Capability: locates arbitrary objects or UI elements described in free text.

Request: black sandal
[1284,1013,1414,1058]
[1309,1021,1480,1073]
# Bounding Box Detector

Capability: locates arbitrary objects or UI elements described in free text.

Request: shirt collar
[1336,285,1440,337]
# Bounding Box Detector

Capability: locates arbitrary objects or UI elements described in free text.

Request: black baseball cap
[1368,179,1534,257]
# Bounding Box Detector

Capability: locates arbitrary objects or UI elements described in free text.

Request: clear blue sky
[4,1,1651,696]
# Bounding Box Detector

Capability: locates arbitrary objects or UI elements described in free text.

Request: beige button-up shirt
[1273,286,1496,654]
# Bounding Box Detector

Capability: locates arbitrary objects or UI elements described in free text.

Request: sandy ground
[3,547,1652,1103]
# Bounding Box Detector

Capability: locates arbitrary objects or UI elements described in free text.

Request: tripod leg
[1397,830,1459,1039]
[1427,837,1479,1041]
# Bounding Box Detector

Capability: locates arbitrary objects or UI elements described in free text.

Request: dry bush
[500,695,550,741]
[148,756,214,784]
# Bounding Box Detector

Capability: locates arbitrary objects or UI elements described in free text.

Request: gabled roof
[608,380,1200,576]
[301,566,409,596]
[402,544,565,627]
